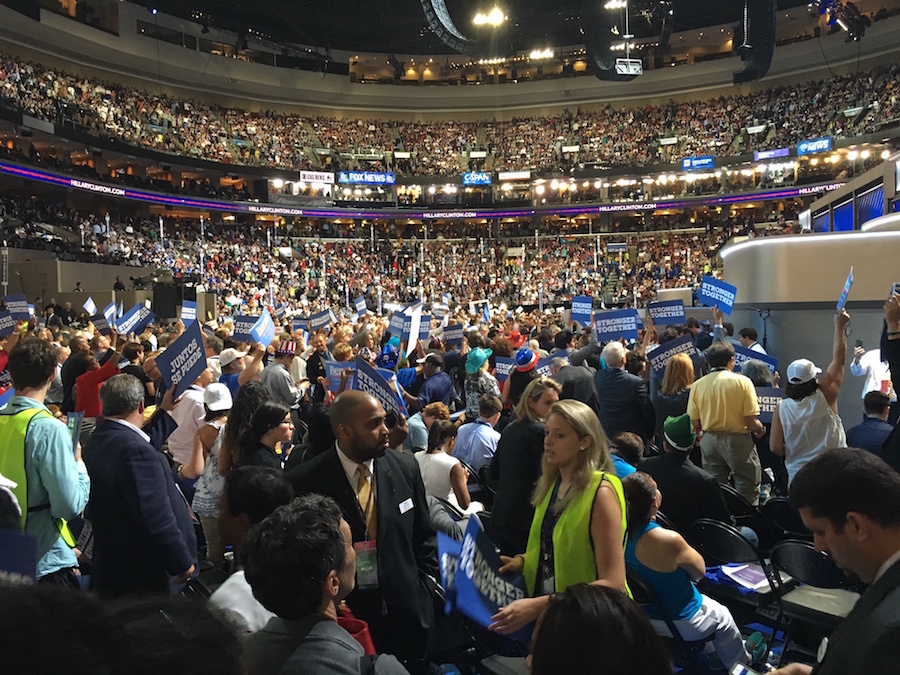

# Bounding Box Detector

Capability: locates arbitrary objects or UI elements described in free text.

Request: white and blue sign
[180,300,197,326]
[754,147,789,161]
[594,308,640,341]
[292,317,309,333]
[836,267,853,312]
[494,357,516,383]
[437,532,461,614]
[698,276,738,314]
[443,323,464,347]
[462,171,492,186]
[249,309,277,348]
[647,335,698,382]
[607,242,627,253]
[326,360,356,394]
[797,136,832,156]
[570,295,593,325]
[0,311,15,338]
[733,345,778,375]
[354,296,367,319]
[337,170,396,185]
[681,155,715,171]
[354,356,407,415]
[309,309,333,331]
[90,314,111,336]
[418,316,432,341]
[116,303,155,335]
[156,321,208,399]
[103,302,117,324]
[82,296,97,317]
[4,294,28,321]
[756,387,783,424]
[232,314,258,342]
[647,300,686,325]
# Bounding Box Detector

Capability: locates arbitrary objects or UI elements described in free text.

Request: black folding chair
[627,569,715,675]
[762,498,812,542]
[655,510,677,532]
[719,483,760,527]
[461,460,493,510]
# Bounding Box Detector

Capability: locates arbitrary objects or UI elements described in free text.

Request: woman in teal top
[489,400,628,636]
[623,472,755,671]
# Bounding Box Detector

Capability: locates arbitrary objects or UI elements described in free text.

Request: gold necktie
[356,464,377,538]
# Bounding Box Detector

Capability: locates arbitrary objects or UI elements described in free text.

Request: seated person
[623,472,764,671]
[610,431,643,479]
[846,391,893,455]
[453,394,502,472]
[241,494,408,674]
[415,420,483,514]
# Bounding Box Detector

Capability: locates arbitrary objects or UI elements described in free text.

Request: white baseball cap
[219,348,248,367]
[787,359,822,385]
[203,383,233,411]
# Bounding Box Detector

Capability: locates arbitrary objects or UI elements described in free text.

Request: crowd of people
[2,50,899,176]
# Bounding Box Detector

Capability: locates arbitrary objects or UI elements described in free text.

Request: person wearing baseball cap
[771,310,850,485]
[401,352,452,412]
[260,339,305,411]
[219,343,265,398]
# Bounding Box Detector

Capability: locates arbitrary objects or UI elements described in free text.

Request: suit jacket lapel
[323,445,367,540]
[824,558,900,649]
[374,453,400,541]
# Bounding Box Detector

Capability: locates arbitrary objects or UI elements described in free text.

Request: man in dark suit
[549,356,600,416]
[845,391,893,455]
[594,341,655,444]
[287,391,437,674]
[83,374,196,597]
[772,448,900,675]
[304,331,334,404]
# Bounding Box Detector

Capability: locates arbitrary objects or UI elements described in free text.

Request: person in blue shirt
[402,353,452,412]
[610,431,642,479]
[219,344,265,397]
[846,391,894,455]
[453,394,502,472]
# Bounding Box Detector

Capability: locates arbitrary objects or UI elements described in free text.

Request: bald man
[287,391,437,675]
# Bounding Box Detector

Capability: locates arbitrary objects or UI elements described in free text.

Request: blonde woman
[651,351,696,446]
[490,399,628,636]
[488,377,562,556]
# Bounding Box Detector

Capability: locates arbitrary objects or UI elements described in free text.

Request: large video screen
[856,184,884,227]
[833,199,854,232]
[812,210,830,233]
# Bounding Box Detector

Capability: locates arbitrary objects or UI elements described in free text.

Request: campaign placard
[249,308,276,348]
[418,315,432,341]
[535,357,555,378]
[697,276,737,315]
[326,360,357,394]
[733,345,778,375]
[82,296,97,316]
[354,296,367,319]
[570,295,593,326]
[433,303,448,319]
[494,356,516,383]
[648,300,686,325]
[292,317,309,334]
[180,300,197,326]
[594,308,640,341]
[116,303,155,335]
[232,314,258,342]
[4,294,28,321]
[437,532,461,615]
[155,321,207,400]
[443,324,464,347]
[90,314,111,336]
[756,386,783,424]
[647,334,698,381]
[309,309,333,331]
[103,302,117,323]
[836,267,853,312]
[0,311,16,338]
[354,357,407,415]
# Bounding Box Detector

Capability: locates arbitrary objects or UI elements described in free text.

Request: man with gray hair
[83,374,197,597]
[593,341,655,444]
[550,355,600,416]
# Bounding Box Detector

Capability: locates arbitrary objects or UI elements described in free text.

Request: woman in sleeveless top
[489,399,627,636]
[771,310,850,484]
[623,472,756,671]
[415,419,483,514]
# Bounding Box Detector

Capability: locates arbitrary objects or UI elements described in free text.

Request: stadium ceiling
[134,0,812,55]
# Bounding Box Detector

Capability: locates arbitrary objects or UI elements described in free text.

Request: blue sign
[697,276,737,315]
[326,360,356,394]
[354,296,367,319]
[647,300,686,325]
[680,155,715,171]
[836,267,853,312]
[232,314,258,342]
[419,316,432,341]
[594,308,640,341]
[103,302,117,324]
[443,323,464,347]
[90,314,111,336]
[249,309,277,348]
[292,317,309,333]
[754,147,790,161]
[180,300,197,326]
[756,387,783,424]
[570,295,593,325]
[462,171,492,186]
[733,345,778,376]
[354,356,406,415]
[647,334,698,382]
[535,357,555,378]
[0,385,14,408]
[494,357,516,384]
[437,532,461,615]
[156,321,208,400]
[4,294,28,321]
[116,304,155,335]
[797,137,832,156]
[0,529,37,582]
[337,170,396,185]
[607,242,627,253]
[0,311,14,338]
[309,309,333,331]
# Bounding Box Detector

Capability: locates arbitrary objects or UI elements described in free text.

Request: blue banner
[354,357,407,415]
[697,276,737,314]
[437,532,461,615]
[754,147,789,161]
[292,317,309,334]
[454,517,531,643]
[4,294,28,321]
[419,316,432,341]
[82,296,97,316]
[326,360,357,394]
[797,136,832,156]
[443,324,464,347]
[309,309,333,331]
[836,267,853,311]
[733,345,778,375]
[250,309,277,348]
[180,300,197,326]
[570,295,593,325]
[647,334,698,382]
[103,302,117,323]
[647,300,686,325]
[232,314,258,342]
[494,356,516,383]
[594,308,640,341]
[756,386,783,424]
[116,304,155,335]
[535,357,555,378]
[337,170,396,185]
[680,155,715,171]
[156,321,208,400]
[0,310,15,338]
[90,314,111,336]
[354,296,367,319]
[462,171,492,186]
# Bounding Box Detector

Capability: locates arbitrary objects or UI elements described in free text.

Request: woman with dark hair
[239,400,294,469]
[218,382,272,476]
[528,584,672,675]
[415,419,482,513]
[500,347,541,409]
[622,472,761,671]
[741,358,786,494]
[771,310,850,484]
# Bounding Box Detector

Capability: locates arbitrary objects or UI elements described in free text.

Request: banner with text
[250,309,277,348]
[733,345,778,375]
[90,314,111,336]
[756,387,783,424]
[647,334,699,382]
[156,321,208,400]
[570,295,593,326]
[180,300,197,326]
[4,294,28,321]
[443,324,464,347]
[0,311,15,338]
[116,304,155,335]
[354,296,367,319]
[647,300,686,325]
[309,308,333,332]
[594,308,640,341]
[232,314,259,342]
[354,356,407,415]
[697,276,737,315]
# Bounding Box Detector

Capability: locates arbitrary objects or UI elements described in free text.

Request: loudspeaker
[733,0,777,84]
[153,284,181,319]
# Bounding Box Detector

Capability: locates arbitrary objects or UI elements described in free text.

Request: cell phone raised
[892,282,900,298]
[729,665,762,675]
[856,339,864,349]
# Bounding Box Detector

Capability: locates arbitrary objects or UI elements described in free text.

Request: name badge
[354,541,379,590]
[399,498,414,514]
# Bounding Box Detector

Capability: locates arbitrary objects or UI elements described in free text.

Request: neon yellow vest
[523,470,628,597]
[0,406,76,546]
